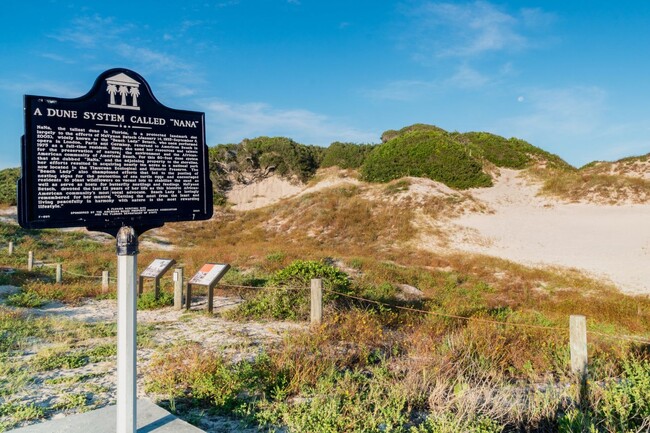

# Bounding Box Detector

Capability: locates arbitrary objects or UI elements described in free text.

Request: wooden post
[570,315,588,378]
[185,283,192,311]
[8,241,13,255]
[138,276,144,297]
[102,270,110,292]
[55,263,62,284]
[154,277,160,300]
[311,278,323,325]
[208,283,215,314]
[173,268,184,310]
[27,251,33,271]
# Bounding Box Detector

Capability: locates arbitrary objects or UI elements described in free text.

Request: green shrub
[459,132,531,169]
[411,413,504,433]
[137,291,174,310]
[268,260,350,292]
[5,291,48,308]
[229,260,350,320]
[380,124,447,143]
[0,168,19,206]
[146,344,281,414]
[239,137,321,182]
[361,129,492,189]
[321,142,375,169]
[255,366,411,433]
[597,357,650,431]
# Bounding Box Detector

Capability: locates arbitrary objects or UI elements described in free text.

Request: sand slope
[444,169,650,295]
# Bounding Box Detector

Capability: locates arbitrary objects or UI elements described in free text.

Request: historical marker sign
[140,259,175,278]
[18,68,213,231]
[189,263,230,286]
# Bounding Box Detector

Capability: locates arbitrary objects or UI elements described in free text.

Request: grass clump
[538,169,650,204]
[52,392,90,412]
[145,342,281,414]
[0,402,45,423]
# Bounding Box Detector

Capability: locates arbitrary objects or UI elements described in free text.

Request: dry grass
[532,167,650,204]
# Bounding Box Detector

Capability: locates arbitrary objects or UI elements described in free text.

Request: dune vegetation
[1,125,650,431]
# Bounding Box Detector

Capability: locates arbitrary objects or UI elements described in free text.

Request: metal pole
[116,227,138,433]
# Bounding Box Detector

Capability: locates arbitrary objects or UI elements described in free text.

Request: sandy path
[443,169,650,295]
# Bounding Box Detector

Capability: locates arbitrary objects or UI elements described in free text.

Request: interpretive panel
[140,259,175,278]
[188,263,230,287]
[18,68,213,230]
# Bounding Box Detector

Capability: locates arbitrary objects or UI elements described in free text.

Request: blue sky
[2,0,650,169]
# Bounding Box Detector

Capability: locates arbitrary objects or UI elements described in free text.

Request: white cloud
[503,86,607,137]
[114,43,191,73]
[405,1,555,59]
[0,77,83,98]
[40,52,76,64]
[364,79,438,101]
[365,65,491,101]
[202,99,376,145]
[444,64,490,88]
[49,15,131,48]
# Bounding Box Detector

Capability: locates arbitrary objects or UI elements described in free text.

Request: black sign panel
[18,68,212,231]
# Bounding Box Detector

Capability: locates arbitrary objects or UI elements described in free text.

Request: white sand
[443,169,650,295]
[227,175,303,211]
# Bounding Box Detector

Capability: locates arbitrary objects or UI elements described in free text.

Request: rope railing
[10,246,650,346]
[212,282,650,345]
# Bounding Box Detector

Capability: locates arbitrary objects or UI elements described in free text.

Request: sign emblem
[106,72,141,110]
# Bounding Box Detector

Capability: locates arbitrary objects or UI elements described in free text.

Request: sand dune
[446,169,650,295]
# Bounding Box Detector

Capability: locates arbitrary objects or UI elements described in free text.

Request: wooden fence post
[570,315,588,378]
[311,278,323,325]
[8,241,13,256]
[173,268,184,310]
[102,270,110,292]
[27,251,34,271]
[55,263,62,284]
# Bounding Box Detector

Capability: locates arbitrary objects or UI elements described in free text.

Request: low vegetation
[534,168,650,204]
[361,129,493,189]
[0,168,19,207]
[3,124,650,431]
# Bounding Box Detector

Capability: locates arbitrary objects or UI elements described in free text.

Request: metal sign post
[116,227,138,433]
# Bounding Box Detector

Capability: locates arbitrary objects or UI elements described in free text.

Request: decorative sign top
[140,259,175,279]
[18,68,213,233]
[188,263,230,287]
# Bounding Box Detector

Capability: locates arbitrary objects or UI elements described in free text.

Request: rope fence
[215,281,650,346]
[6,244,650,373]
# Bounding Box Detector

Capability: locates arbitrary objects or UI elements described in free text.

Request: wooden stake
[102,270,110,292]
[570,315,588,378]
[173,268,184,310]
[311,278,323,325]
